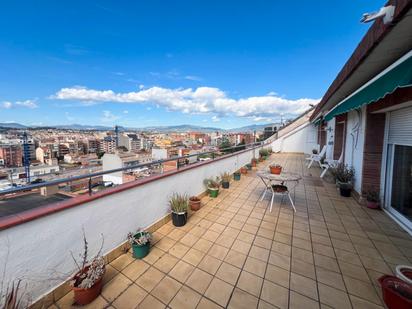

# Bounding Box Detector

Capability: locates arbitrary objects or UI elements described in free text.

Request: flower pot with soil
[269,164,282,175]
[330,163,355,197]
[170,193,188,227]
[233,171,241,181]
[189,196,201,211]
[204,177,220,198]
[220,172,231,189]
[70,233,105,305]
[366,189,380,209]
[251,158,258,167]
[379,275,412,309]
[128,230,151,259]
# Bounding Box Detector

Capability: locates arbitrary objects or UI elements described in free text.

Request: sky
[0,0,383,129]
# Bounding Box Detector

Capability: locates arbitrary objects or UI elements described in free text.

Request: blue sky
[0,1,382,129]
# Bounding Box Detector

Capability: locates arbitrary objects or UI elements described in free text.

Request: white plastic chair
[320,152,343,178]
[306,145,326,168]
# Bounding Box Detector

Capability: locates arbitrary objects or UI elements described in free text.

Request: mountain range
[0,122,275,133]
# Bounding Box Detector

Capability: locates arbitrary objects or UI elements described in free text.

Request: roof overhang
[311,1,412,120]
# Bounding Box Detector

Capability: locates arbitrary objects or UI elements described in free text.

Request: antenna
[115,125,119,148]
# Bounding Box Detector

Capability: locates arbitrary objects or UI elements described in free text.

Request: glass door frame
[382,112,412,231]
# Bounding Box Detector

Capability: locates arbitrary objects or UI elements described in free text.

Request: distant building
[263,125,278,140]
[101,136,116,154]
[0,144,23,167]
[118,133,144,152]
[87,139,101,153]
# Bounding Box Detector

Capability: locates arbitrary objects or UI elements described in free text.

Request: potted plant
[70,233,105,305]
[128,230,152,259]
[379,275,412,309]
[221,172,231,189]
[204,177,220,198]
[233,170,241,181]
[240,166,248,174]
[269,164,282,175]
[259,149,267,160]
[246,163,252,170]
[331,163,355,197]
[170,193,188,227]
[366,189,380,209]
[312,149,318,155]
[251,158,258,167]
[189,196,201,211]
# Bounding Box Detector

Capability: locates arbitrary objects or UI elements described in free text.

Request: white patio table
[256,170,301,212]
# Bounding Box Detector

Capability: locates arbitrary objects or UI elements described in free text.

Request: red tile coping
[0,148,258,230]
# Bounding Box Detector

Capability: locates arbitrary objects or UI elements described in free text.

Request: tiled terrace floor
[53,153,412,309]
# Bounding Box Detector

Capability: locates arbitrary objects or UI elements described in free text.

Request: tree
[219,138,233,154]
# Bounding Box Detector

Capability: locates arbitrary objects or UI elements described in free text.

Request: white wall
[0,147,260,304]
[343,107,366,194]
[270,122,318,154]
[102,154,123,185]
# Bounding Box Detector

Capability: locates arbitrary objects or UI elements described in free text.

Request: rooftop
[50,153,412,308]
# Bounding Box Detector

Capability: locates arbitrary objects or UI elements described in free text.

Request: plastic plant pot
[339,183,352,197]
[171,211,187,227]
[209,188,219,198]
[270,166,282,175]
[72,269,105,305]
[396,265,412,285]
[246,164,252,170]
[379,275,412,309]
[222,181,230,189]
[251,160,257,167]
[233,173,241,181]
[131,234,150,259]
[366,200,380,209]
[240,167,247,175]
[189,197,201,211]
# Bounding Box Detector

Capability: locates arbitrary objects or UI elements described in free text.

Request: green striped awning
[324,53,412,121]
[313,118,322,126]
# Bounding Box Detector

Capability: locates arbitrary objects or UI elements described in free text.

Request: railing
[0,141,267,197]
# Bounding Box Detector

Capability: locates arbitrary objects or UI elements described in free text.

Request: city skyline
[0,1,381,128]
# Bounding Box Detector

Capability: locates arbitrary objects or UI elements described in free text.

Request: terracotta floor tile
[338,260,370,282]
[112,283,147,308]
[180,233,199,247]
[289,290,320,309]
[153,253,179,273]
[314,254,340,273]
[268,251,290,271]
[169,260,195,283]
[237,270,263,297]
[318,282,352,309]
[216,262,241,285]
[349,295,385,309]
[290,272,318,300]
[265,263,290,288]
[102,273,133,302]
[121,259,150,281]
[228,288,259,309]
[142,247,165,265]
[232,239,252,254]
[249,245,270,262]
[260,280,289,309]
[197,297,223,309]
[185,268,213,294]
[193,238,213,253]
[244,256,267,278]
[169,242,191,259]
[135,266,165,292]
[139,294,166,309]
[151,276,182,304]
[291,258,316,279]
[198,254,222,275]
[155,237,177,251]
[209,244,230,260]
[205,277,234,307]
[224,249,247,268]
[110,253,135,271]
[343,276,382,305]
[316,267,346,291]
[271,241,292,256]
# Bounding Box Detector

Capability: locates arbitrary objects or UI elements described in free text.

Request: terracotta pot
[270,166,282,175]
[251,160,257,167]
[73,271,104,305]
[379,275,412,309]
[366,200,380,209]
[259,157,264,162]
[189,197,201,211]
[240,167,247,175]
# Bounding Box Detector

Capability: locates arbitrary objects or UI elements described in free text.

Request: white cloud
[52,86,319,119]
[1,99,38,109]
[212,116,220,122]
[123,110,129,114]
[184,75,202,81]
[101,110,120,123]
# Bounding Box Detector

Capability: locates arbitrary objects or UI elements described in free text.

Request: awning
[312,118,322,126]
[324,51,412,121]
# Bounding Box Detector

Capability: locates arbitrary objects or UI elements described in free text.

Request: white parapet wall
[270,121,318,154]
[0,147,260,304]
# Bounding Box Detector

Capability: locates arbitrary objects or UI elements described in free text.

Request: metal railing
[0,141,269,196]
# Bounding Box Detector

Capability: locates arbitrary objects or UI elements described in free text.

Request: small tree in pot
[221,172,231,189]
[170,193,188,227]
[204,177,220,198]
[128,230,152,259]
[70,232,105,305]
[366,189,380,209]
[331,163,355,197]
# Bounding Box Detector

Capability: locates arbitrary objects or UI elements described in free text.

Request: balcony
[37,153,412,309]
